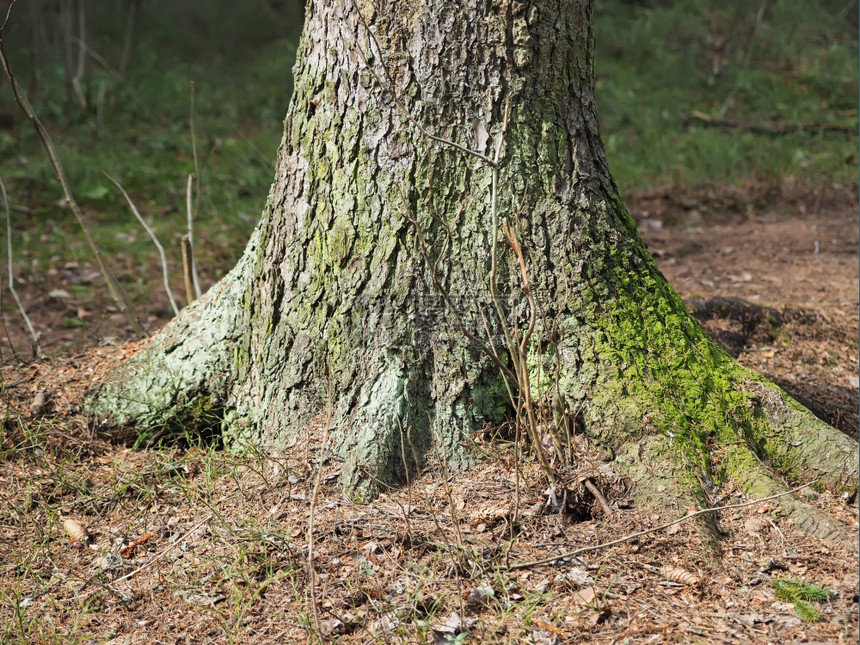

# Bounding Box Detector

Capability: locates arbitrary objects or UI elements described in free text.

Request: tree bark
[88,0,857,543]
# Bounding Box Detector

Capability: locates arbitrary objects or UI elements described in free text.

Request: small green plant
[792,599,821,623]
[772,577,833,622]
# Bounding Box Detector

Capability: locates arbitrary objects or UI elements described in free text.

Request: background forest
[0,0,855,324]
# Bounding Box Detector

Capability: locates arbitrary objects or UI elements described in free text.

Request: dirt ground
[0,183,857,644]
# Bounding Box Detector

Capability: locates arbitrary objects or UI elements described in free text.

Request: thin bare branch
[186,100,202,300]
[400,187,516,383]
[184,173,201,298]
[108,514,213,586]
[119,0,138,74]
[0,12,144,335]
[103,171,180,317]
[307,429,330,643]
[395,415,414,538]
[508,483,813,570]
[1,0,15,32]
[0,177,40,358]
[717,0,768,118]
[506,223,554,485]
[583,477,614,517]
[72,35,122,82]
[490,98,516,365]
[180,235,195,305]
[71,0,86,108]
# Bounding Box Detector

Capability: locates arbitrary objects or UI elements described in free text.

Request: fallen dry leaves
[0,406,856,644]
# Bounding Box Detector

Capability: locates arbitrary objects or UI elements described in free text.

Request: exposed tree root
[601,368,857,548]
[724,442,854,544]
[721,376,856,544]
[742,378,857,491]
[86,229,258,441]
[612,434,723,555]
[332,359,427,494]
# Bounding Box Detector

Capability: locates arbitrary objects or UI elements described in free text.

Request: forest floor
[0,182,857,644]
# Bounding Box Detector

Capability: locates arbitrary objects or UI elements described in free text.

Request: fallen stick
[508,483,812,570]
[688,111,854,135]
[109,514,213,586]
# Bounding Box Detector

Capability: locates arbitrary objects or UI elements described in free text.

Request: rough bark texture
[88,0,857,542]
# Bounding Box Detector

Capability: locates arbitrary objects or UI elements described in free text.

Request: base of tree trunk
[85,0,857,551]
[87,268,857,548]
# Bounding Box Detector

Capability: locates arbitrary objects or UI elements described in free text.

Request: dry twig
[307,429,330,644]
[508,483,812,570]
[181,235,195,305]
[103,171,180,316]
[0,176,40,357]
[689,111,854,135]
[583,478,614,517]
[108,514,213,586]
[185,173,201,299]
[187,87,202,298]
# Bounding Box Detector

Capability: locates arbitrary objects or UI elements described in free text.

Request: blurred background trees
[0,0,855,339]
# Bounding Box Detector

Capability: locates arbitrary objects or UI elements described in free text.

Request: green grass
[0,1,301,300]
[0,0,854,311]
[595,0,858,193]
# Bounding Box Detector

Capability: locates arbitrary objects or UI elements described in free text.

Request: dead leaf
[572,585,597,607]
[771,615,802,628]
[562,567,594,587]
[320,618,344,637]
[465,585,495,607]
[30,389,53,417]
[531,629,560,645]
[588,607,611,625]
[432,612,476,635]
[97,553,124,571]
[47,288,71,300]
[744,516,769,535]
[543,488,561,513]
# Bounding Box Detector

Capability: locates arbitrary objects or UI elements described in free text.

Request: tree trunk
[87,0,857,543]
